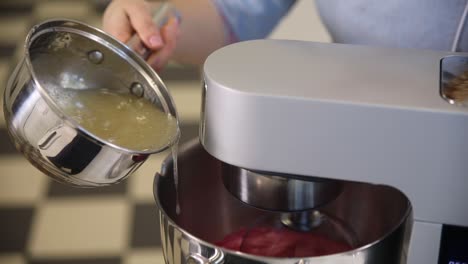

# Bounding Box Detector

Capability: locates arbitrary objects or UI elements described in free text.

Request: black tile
[0,0,35,5]
[130,203,161,248]
[0,207,34,252]
[47,178,127,197]
[0,129,20,155]
[29,257,121,264]
[0,45,17,59]
[0,1,34,16]
[179,122,199,145]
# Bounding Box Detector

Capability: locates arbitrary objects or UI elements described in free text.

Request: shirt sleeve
[212,0,296,42]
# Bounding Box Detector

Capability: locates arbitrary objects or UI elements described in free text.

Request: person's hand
[103,0,180,71]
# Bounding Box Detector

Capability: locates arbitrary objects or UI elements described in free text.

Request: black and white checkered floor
[0,1,202,263]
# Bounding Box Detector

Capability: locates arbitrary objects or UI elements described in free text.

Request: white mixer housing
[201,40,468,263]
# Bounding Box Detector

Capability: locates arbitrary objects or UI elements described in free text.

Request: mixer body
[195,40,468,263]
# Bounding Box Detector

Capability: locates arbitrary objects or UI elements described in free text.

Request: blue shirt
[212,0,468,52]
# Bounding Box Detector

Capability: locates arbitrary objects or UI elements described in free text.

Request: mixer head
[221,165,342,212]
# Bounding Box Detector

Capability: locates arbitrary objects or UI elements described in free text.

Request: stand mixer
[5,15,466,262]
[154,39,468,264]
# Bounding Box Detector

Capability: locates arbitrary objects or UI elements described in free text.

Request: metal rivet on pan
[130,82,145,98]
[87,50,104,64]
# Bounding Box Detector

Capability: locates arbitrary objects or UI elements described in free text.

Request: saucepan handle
[125,2,180,60]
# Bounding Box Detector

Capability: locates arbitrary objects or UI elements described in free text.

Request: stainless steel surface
[3,19,179,187]
[154,139,412,264]
[440,55,468,106]
[235,209,360,253]
[221,167,342,211]
[280,211,325,232]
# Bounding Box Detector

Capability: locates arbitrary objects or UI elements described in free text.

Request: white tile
[124,248,165,264]
[86,14,103,30]
[11,43,24,68]
[0,254,26,264]
[128,151,169,203]
[0,157,48,206]
[166,81,202,123]
[29,197,130,258]
[0,59,11,129]
[0,103,5,129]
[0,59,11,85]
[0,17,30,45]
[34,1,94,21]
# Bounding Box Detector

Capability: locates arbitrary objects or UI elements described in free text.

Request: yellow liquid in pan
[59,88,181,214]
[60,89,178,151]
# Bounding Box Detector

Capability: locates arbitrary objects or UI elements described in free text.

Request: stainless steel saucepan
[3,4,180,187]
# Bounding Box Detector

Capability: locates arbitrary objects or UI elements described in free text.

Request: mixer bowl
[154,139,413,264]
[3,20,178,187]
